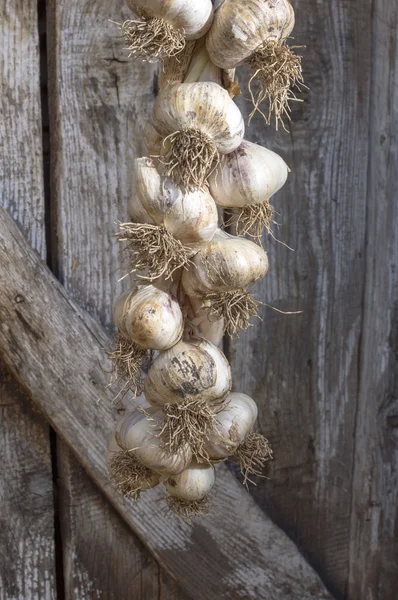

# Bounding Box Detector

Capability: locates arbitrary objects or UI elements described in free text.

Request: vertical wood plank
[347,2,398,598]
[229,0,372,596]
[0,1,56,597]
[47,0,187,597]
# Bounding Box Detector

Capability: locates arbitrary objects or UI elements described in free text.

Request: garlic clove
[116,409,192,475]
[209,139,289,208]
[165,461,215,502]
[144,338,232,407]
[204,393,258,460]
[113,285,184,351]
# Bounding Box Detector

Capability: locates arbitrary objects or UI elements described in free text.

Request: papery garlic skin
[152,82,244,155]
[144,339,232,407]
[126,0,214,40]
[113,285,183,350]
[165,462,215,501]
[206,0,295,69]
[209,140,289,208]
[181,229,269,297]
[204,393,258,459]
[116,409,192,475]
[107,434,161,490]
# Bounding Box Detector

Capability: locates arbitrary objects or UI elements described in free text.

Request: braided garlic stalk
[108,0,301,518]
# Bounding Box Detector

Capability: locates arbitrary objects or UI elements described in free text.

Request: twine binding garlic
[106,0,303,519]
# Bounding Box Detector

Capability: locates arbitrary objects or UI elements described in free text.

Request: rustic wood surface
[228,1,398,599]
[0,205,334,600]
[0,1,56,598]
[46,0,186,596]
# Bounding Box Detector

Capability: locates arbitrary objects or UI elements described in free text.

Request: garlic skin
[107,434,161,490]
[209,140,289,208]
[204,393,258,459]
[152,82,244,155]
[127,0,214,40]
[128,158,218,246]
[113,285,183,350]
[181,229,269,297]
[206,0,295,69]
[116,409,192,475]
[165,462,215,501]
[144,339,232,407]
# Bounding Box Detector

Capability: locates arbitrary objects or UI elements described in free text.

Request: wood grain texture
[347,2,398,598]
[46,0,186,596]
[228,0,373,597]
[0,2,56,598]
[0,206,334,600]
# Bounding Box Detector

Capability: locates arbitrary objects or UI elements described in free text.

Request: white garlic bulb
[209,140,288,208]
[152,82,244,155]
[144,339,231,407]
[204,393,258,459]
[181,229,269,297]
[116,409,192,475]
[127,0,214,41]
[107,434,161,491]
[128,158,218,246]
[206,0,295,69]
[165,462,215,502]
[113,285,183,351]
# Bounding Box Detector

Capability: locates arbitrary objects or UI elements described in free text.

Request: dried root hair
[205,290,262,337]
[117,222,193,281]
[108,450,155,499]
[225,199,275,243]
[158,398,218,461]
[119,18,186,62]
[108,332,149,397]
[248,39,305,129]
[235,432,273,486]
[161,130,220,192]
[165,495,213,521]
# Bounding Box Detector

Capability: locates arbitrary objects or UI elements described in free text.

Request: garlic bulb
[113,285,183,350]
[128,158,218,246]
[126,0,214,41]
[152,82,244,189]
[165,462,215,502]
[144,339,231,407]
[209,140,288,208]
[153,82,244,155]
[204,393,258,459]
[206,0,295,69]
[181,229,268,297]
[116,409,192,475]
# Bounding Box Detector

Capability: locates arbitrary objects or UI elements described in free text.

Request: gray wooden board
[0,1,56,598]
[228,0,396,598]
[0,206,334,600]
[46,0,186,596]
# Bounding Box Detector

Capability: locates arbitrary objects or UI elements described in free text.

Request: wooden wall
[0,0,397,599]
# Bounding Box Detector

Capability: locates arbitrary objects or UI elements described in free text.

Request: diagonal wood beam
[0,206,334,600]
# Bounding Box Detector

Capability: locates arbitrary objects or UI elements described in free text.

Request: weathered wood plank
[0,206,334,600]
[46,0,186,595]
[347,2,398,598]
[0,2,56,597]
[229,0,372,596]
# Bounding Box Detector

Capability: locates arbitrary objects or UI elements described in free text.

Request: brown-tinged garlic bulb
[204,393,258,459]
[107,434,161,498]
[144,338,231,407]
[113,285,183,351]
[181,229,268,297]
[122,0,214,62]
[116,409,192,475]
[206,0,303,125]
[165,462,215,501]
[152,82,244,190]
[209,139,289,238]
